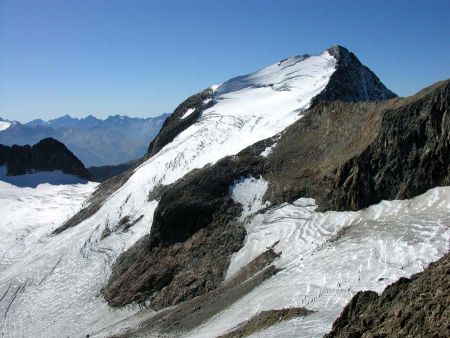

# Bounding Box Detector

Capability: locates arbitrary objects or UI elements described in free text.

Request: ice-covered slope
[184,183,450,338]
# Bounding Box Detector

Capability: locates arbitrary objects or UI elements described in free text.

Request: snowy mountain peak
[313,45,397,103]
[215,50,335,95]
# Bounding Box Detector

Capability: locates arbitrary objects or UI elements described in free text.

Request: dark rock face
[0,138,92,180]
[146,89,214,157]
[325,252,450,338]
[312,45,397,104]
[108,248,281,337]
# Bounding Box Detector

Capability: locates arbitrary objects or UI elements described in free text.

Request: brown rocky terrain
[325,251,450,338]
[264,79,450,210]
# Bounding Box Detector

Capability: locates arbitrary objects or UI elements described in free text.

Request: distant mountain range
[0,114,168,166]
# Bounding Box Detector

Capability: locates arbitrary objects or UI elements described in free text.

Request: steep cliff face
[311,45,397,104]
[325,252,450,338]
[0,137,92,180]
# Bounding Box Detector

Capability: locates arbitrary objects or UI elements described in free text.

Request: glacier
[186,184,450,338]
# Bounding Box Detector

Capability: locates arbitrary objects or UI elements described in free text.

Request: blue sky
[0,0,449,122]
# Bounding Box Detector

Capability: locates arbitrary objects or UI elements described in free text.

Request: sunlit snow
[186,187,450,338]
[181,107,196,119]
[0,121,11,131]
[230,176,270,218]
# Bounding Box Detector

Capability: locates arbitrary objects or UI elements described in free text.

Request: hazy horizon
[1,0,449,122]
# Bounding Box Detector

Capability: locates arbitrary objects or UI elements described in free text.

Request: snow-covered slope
[185,183,450,338]
[0,120,11,132]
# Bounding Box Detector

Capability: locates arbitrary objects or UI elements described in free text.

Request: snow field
[185,181,450,338]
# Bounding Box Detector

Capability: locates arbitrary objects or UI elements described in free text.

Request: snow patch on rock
[195,186,450,338]
[230,176,270,218]
[181,108,196,119]
[260,143,277,157]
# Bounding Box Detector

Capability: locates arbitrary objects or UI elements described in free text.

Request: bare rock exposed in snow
[103,79,449,312]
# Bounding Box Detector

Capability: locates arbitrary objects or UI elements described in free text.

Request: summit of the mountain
[147,45,396,159]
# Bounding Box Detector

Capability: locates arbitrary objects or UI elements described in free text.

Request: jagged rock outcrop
[325,252,450,338]
[311,45,397,104]
[0,137,92,180]
[103,79,449,310]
